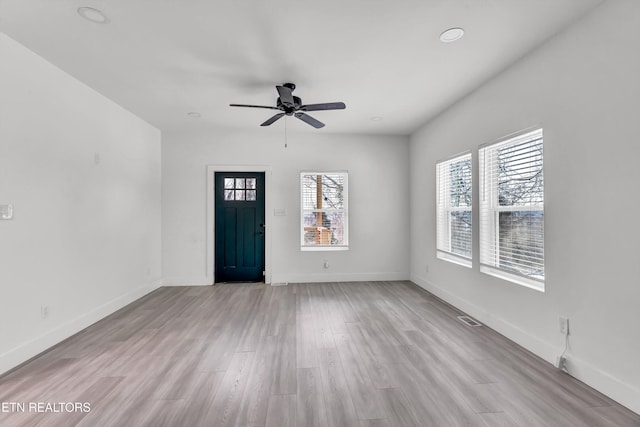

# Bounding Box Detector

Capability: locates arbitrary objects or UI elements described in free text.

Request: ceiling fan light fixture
[77,7,109,24]
[440,27,464,43]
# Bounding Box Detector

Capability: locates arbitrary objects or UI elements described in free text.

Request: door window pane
[222,176,260,202]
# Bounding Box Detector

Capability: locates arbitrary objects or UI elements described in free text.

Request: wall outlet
[425,264,430,273]
[559,317,570,336]
[41,305,49,319]
[323,259,330,269]
[0,204,14,220]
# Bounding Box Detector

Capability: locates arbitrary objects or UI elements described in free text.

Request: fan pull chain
[284,116,288,148]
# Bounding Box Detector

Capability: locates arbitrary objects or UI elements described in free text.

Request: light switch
[0,204,14,220]
[274,208,286,216]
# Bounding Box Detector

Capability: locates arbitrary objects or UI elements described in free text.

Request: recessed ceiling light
[440,27,464,43]
[187,112,202,118]
[77,7,108,24]
[370,116,383,122]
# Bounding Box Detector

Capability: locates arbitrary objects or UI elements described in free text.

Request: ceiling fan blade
[260,113,285,126]
[276,85,295,107]
[230,103,280,110]
[300,102,346,111]
[295,112,325,129]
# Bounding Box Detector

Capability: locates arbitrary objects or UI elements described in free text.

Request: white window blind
[436,153,472,267]
[479,128,544,290]
[300,172,348,251]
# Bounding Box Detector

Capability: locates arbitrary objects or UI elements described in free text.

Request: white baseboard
[0,281,162,376]
[410,274,557,360]
[561,346,640,415]
[163,273,409,286]
[161,277,212,286]
[410,274,640,415]
[272,272,409,284]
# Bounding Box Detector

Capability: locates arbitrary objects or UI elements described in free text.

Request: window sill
[436,251,472,268]
[301,246,349,252]
[480,265,545,292]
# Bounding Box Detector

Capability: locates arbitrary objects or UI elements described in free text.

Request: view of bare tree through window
[449,158,472,258]
[496,135,544,279]
[301,173,347,247]
[437,153,472,264]
[479,128,544,288]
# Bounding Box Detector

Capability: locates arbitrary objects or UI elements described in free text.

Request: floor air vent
[457,315,482,327]
[271,282,288,287]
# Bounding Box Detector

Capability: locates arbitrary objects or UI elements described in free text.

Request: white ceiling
[0,0,604,135]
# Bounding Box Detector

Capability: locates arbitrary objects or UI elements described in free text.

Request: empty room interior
[1,0,640,426]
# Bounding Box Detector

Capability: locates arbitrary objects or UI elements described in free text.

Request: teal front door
[215,172,265,283]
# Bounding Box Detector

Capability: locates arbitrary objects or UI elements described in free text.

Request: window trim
[436,151,473,268]
[479,127,544,291]
[300,171,349,251]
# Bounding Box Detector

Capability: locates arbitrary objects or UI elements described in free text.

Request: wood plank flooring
[1,281,639,426]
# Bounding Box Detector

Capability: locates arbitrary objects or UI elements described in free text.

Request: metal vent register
[457,315,482,327]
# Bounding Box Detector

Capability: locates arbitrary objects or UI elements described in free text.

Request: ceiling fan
[229,83,346,129]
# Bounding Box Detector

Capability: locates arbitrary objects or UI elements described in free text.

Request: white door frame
[206,165,272,284]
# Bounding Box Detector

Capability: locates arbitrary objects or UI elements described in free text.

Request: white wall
[162,128,410,285]
[0,33,162,374]
[409,0,640,413]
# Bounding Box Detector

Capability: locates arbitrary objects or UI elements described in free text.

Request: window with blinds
[479,128,544,291]
[436,152,472,267]
[300,172,348,251]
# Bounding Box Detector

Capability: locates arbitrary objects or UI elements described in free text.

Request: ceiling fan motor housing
[277,96,302,115]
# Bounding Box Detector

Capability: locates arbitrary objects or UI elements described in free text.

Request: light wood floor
[1,281,638,426]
